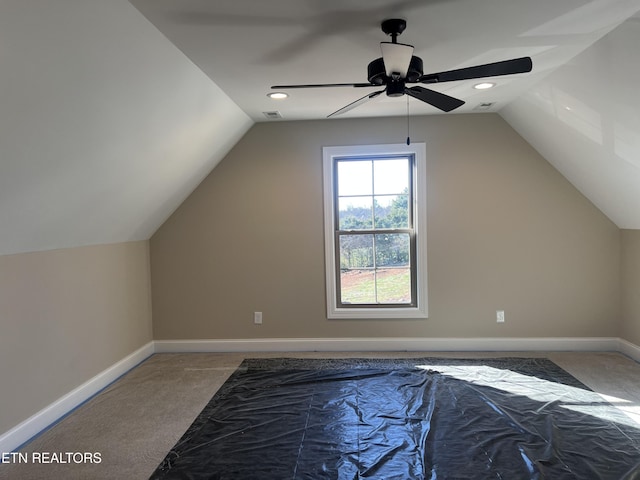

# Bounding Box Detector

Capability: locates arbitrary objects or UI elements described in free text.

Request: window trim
[323,143,428,319]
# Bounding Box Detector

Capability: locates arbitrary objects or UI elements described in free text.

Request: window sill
[327,306,428,320]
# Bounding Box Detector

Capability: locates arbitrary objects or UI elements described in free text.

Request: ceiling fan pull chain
[406,95,411,145]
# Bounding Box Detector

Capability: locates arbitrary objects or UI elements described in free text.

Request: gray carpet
[1,352,639,479]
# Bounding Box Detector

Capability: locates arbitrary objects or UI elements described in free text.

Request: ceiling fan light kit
[379,42,414,78]
[271,19,532,117]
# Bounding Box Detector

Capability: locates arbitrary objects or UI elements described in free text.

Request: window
[323,143,428,319]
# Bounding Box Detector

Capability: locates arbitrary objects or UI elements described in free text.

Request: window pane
[340,269,376,304]
[337,160,372,196]
[375,268,411,303]
[375,233,410,267]
[374,158,409,194]
[324,144,426,316]
[339,234,373,269]
[339,196,372,230]
[374,195,409,229]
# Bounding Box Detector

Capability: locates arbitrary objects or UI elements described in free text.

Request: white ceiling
[502,13,640,229]
[129,0,640,229]
[0,0,252,256]
[130,0,640,121]
[1,0,640,257]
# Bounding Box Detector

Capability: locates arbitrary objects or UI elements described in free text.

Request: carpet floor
[150,357,640,479]
[1,352,639,479]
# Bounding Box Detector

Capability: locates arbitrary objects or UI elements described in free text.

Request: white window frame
[323,143,428,319]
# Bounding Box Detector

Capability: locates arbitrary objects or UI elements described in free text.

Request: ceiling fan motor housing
[406,56,423,82]
[367,56,424,85]
[386,81,404,97]
[367,58,386,85]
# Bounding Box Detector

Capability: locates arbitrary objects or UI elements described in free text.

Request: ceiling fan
[271,19,533,117]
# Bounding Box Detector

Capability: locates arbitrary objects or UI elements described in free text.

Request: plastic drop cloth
[150,357,640,479]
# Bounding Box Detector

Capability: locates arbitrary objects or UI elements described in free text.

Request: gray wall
[622,230,640,345]
[0,241,153,434]
[150,114,620,340]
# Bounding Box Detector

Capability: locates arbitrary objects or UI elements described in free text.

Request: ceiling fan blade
[420,57,533,84]
[405,86,464,112]
[327,90,385,118]
[271,83,374,89]
[380,42,414,78]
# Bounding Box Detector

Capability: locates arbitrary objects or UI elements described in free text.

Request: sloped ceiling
[130,0,640,228]
[502,14,640,229]
[0,0,253,256]
[2,1,640,258]
[130,0,640,120]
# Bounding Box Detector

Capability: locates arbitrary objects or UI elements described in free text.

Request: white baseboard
[0,341,154,455]
[618,338,640,362]
[154,336,621,353]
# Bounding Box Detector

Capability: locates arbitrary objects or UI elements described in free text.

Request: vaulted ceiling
[131,0,640,121]
[130,0,640,229]
[502,15,640,229]
[0,0,252,256]
[1,0,639,256]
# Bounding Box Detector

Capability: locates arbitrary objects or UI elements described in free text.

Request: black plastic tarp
[150,357,640,479]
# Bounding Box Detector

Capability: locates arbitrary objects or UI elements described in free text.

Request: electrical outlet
[254,312,263,325]
[496,310,505,323]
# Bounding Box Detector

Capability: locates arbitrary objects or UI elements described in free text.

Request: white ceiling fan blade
[380,42,414,78]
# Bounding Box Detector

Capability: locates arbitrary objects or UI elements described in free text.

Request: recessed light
[473,82,496,90]
[267,92,288,99]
